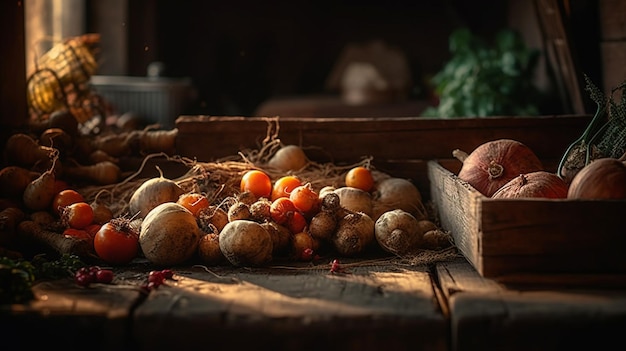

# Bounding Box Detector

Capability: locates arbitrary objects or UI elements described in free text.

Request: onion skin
[140,202,201,266]
[567,158,626,199]
[455,139,543,197]
[491,171,568,199]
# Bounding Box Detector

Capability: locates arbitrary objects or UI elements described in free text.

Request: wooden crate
[175,115,591,200]
[428,160,626,284]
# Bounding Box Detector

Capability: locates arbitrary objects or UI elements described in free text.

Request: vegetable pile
[1,116,454,279]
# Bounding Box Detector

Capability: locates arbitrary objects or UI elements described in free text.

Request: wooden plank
[437,258,626,351]
[0,278,143,350]
[534,0,586,114]
[133,263,448,351]
[175,115,591,164]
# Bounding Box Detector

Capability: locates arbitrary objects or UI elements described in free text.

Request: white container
[90,74,194,129]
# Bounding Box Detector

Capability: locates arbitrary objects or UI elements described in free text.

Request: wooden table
[3,253,626,351]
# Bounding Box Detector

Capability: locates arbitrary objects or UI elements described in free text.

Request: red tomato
[63,202,94,229]
[271,175,302,201]
[345,166,374,192]
[289,182,320,215]
[270,197,298,225]
[240,170,272,199]
[94,219,139,265]
[63,228,92,242]
[84,223,102,239]
[52,189,85,216]
[177,192,210,217]
[286,211,307,234]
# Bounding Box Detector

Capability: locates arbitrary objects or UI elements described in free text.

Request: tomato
[286,211,307,234]
[177,192,210,217]
[240,170,272,199]
[289,182,320,215]
[63,202,94,229]
[271,175,302,201]
[52,189,85,216]
[345,166,375,192]
[63,228,92,242]
[270,197,298,225]
[84,223,102,239]
[94,219,139,265]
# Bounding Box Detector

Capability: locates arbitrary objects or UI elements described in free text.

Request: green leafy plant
[422,27,542,118]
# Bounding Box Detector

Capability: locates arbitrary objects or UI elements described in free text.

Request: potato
[219,220,273,266]
[139,202,201,266]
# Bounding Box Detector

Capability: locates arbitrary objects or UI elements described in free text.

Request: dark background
[86,0,601,117]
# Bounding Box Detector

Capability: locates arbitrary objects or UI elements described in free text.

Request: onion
[140,202,201,266]
[491,171,569,199]
[267,145,309,172]
[454,139,543,197]
[129,174,184,218]
[371,177,425,221]
[567,157,626,199]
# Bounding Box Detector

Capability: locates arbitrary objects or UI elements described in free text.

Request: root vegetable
[0,207,25,246]
[307,209,337,242]
[197,233,226,265]
[140,202,201,266]
[267,145,309,172]
[249,197,272,222]
[23,163,57,211]
[219,219,273,266]
[18,220,93,257]
[374,209,422,256]
[291,231,318,261]
[136,128,178,154]
[567,157,626,199]
[333,187,373,217]
[372,177,425,221]
[0,166,40,199]
[4,133,57,167]
[422,229,452,250]
[63,161,121,185]
[91,201,113,225]
[333,211,375,257]
[228,201,252,222]
[198,205,229,234]
[416,219,438,234]
[491,171,569,199]
[91,132,132,157]
[39,128,73,155]
[260,221,290,254]
[129,172,184,218]
[453,139,543,197]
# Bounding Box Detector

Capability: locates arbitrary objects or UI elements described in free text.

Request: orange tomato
[52,189,85,216]
[177,192,210,217]
[270,197,298,225]
[345,166,374,192]
[289,183,320,215]
[271,175,302,201]
[240,170,272,199]
[63,202,94,229]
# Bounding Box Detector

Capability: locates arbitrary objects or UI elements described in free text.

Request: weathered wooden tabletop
[3,253,626,351]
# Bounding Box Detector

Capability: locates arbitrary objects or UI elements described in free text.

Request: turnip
[260,221,290,255]
[307,209,337,243]
[374,209,422,256]
[267,144,309,172]
[219,219,273,266]
[129,171,184,218]
[333,186,373,217]
[139,202,201,266]
[371,177,425,221]
[332,211,375,257]
[197,233,226,265]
